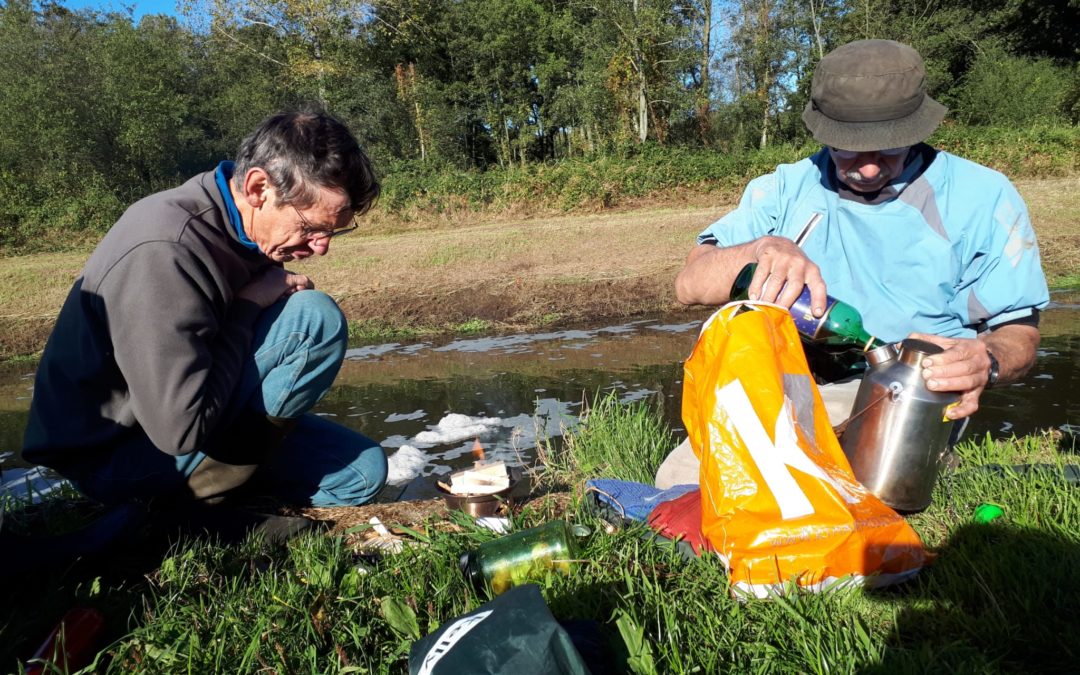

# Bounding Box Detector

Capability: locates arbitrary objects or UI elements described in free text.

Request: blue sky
[56,0,179,22]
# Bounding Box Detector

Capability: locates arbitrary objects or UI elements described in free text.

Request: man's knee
[281,289,347,348]
[313,446,388,506]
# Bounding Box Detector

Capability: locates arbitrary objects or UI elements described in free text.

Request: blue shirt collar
[214,161,259,251]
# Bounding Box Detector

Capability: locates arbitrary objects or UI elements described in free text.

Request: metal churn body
[840,338,960,512]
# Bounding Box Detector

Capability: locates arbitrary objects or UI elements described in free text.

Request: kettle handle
[833,386,895,438]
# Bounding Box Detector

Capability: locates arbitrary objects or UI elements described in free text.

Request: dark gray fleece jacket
[23,171,273,467]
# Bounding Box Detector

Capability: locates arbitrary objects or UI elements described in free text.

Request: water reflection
[2,293,1077,500]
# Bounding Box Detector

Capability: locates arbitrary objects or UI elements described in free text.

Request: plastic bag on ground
[682,303,929,598]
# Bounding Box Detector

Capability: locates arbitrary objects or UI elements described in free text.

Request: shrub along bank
[375,123,1080,221]
[2,124,1079,255]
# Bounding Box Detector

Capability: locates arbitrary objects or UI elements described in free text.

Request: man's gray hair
[233,109,380,215]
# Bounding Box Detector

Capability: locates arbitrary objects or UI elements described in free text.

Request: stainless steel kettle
[839,338,960,512]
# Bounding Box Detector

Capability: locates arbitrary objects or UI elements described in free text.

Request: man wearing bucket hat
[657,39,1049,488]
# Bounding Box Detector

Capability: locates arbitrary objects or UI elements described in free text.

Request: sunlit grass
[1050,273,1080,290]
[451,318,492,334]
[347,319,431,344]
[2,402,1077,673]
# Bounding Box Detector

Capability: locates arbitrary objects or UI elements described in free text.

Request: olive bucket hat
[802,39,947,152]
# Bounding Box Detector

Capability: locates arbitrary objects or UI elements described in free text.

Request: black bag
[408,584,591,675]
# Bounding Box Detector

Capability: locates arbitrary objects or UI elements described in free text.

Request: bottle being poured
[729,261,884,352]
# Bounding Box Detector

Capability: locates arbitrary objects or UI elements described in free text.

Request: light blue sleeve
[697,172,783,246]
[948,181,1050,329]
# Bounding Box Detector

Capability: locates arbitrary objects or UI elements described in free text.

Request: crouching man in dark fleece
[23,109,388,515]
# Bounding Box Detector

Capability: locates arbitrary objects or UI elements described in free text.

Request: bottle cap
[972,503,1005,524]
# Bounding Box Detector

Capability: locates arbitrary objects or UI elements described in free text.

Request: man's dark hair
[233,109,380,215]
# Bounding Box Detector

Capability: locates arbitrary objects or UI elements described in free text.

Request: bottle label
[790,288,837,339]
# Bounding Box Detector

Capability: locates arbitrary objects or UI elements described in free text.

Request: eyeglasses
[292,205,359,242]
[828,146,910,160]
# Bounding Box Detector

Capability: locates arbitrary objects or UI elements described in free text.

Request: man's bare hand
[748,236,828,316]
[283,269,315,295]
[237,267,315,308]
[909,332,991,420]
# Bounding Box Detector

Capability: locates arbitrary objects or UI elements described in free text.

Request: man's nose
[854,155,883,179]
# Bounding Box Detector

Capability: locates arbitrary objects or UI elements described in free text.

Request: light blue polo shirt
[699,146,1050,343]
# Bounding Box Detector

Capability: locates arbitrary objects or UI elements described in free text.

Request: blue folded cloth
[585,479,698,522]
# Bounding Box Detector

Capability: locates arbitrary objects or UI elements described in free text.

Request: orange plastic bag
[682,303,928,598]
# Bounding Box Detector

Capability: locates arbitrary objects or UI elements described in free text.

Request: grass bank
[2,396,1077,673]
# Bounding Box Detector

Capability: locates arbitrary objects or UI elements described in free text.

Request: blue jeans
[68,290,387,507]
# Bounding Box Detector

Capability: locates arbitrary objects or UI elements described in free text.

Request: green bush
[377,126,1080,221]
[0,167,126,252]
[952,43,1075,127]
[928,124,1080,177]
[5,125,1080,255]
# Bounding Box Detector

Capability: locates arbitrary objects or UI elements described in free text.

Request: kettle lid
[898,338,944,367]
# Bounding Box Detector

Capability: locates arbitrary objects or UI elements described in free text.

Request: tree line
[1,0,1078,250]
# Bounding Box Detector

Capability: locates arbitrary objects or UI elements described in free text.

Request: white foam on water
[382,402,582,481]
[619,388,657,404]
[386,445,430,485]
[385,409,427,423]
[380,434,412,449]
[413,413,502,445]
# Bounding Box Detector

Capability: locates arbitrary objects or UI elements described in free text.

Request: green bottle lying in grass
[459,520,579,595]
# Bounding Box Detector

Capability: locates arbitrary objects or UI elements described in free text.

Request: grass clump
[347,319,430,344]
[538,391,675,487]
[452,318,493,335]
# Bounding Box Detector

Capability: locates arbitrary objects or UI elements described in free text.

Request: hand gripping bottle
[730,262,884,351]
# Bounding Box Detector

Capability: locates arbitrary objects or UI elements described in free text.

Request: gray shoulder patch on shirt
[898,176,948,241]
[967,292,992,326]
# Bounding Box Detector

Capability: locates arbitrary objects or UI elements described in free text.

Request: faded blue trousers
[67,290,387,507]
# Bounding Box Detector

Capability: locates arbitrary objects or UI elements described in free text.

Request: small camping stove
[436,467,525,517]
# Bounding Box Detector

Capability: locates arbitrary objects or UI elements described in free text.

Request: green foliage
[347,319,429,344]
[378,141,815,219]
[953,42,1076,126]
[2,0,1080,255]
[378,126,1080,220]
[539,391,675,486]
[928,124,1080,177]
[615,610,658,675]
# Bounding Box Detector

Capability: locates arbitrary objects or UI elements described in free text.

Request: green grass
[347,320,431,344]
[2,402,1078,673]
[452,318,493,335]
[1050,273,1080,290]
[538,392,675,486]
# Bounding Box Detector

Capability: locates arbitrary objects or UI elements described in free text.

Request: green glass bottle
[459,520,580,596]
[730,262,884,351]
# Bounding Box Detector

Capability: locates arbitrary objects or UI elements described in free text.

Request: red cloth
[646,489,713,555]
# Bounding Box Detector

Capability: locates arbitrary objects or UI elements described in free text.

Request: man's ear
[240,168,273,208]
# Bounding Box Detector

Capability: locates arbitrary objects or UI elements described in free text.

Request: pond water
[2,291,1078,501]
